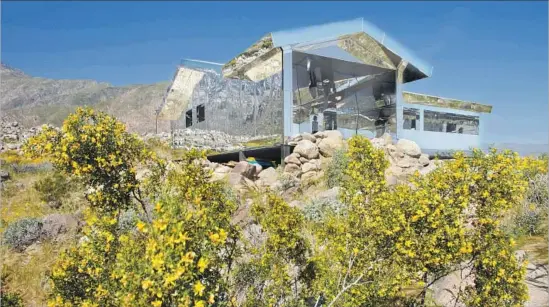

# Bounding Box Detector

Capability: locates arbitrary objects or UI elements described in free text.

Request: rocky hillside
[0,63,170,133]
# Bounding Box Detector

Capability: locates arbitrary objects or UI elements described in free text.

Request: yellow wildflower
[193,281,206,296]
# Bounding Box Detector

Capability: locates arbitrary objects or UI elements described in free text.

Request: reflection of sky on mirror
[2,1,547,145]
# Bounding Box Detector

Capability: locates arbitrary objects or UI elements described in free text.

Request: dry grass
[517,235,548,265]
[0,172,53,233]
[2,241,71,306]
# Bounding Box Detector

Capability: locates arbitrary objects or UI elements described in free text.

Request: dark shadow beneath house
[207,145,295,165]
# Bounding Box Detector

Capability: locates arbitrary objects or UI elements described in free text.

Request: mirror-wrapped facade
[160,18,492,155]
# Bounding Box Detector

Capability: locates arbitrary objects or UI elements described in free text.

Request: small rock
[302,160,321,173]
[289,200,305,209]
[0,170,9,182]
[317,187,339,200]
[396,139,421,158]
[293,140,319,160]
[397,157,413,168]
[419,163,437,175]
[299,157,308,163]
[228,173,256,192]
[214,165,232,174]
[6,143,20,150]
[419,154,430,167]
[284,163,301,175]
[292,135,303,142]
[284,153,302,165]
[300,132,316,142]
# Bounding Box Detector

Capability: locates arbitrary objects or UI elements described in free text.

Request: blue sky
[2,1,547,145]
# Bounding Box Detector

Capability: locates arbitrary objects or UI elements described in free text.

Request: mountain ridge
[0,63,171,133]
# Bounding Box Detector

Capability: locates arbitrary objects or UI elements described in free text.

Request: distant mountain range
[0,63,171,133]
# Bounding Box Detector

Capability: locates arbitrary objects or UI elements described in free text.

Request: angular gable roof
[222,18,433,83]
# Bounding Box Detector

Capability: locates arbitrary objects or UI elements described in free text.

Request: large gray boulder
[396,139,422,158]
[41,213,79,240]
[318,135,345,157]
[293,140,319,160]
[257,167,278,187]
[231,161,256,180]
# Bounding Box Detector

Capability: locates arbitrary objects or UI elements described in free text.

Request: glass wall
[171,60,283,149]
[291,51,396,138]
[423,110,479,135]
[403,108,420,130]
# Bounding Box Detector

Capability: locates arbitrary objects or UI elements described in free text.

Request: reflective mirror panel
[292,51,396,138]
[423,110,479,135]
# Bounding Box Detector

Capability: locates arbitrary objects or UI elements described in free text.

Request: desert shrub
[33,172,71,204]
[302,197,346,222]
[23,107,163,213]
[117,209,139,233]
[3,217,43,251]
[48,150,241,307]
[277,173,300,191]
[308,138,530,306]
[324,148,349,188]
[509,172,548,236]
[0,292,24,307]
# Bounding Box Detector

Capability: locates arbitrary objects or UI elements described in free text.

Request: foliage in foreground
[28,108,546,307]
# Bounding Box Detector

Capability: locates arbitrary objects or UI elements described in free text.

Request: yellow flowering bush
[47,148,240,307]
[23,107,158,213]
[112,149,240,307]
[308,137,531,306]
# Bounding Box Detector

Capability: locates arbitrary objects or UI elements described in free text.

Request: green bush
[0,292,24,307]
[324,148,349,188]
[3,218,43,252]
[33,172,71,205]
